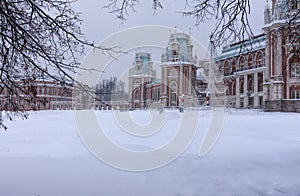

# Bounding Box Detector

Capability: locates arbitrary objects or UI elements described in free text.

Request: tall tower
[264,0,300,22]
[128,52,156,108]
[263,0,300,103]
[160,31,198,107]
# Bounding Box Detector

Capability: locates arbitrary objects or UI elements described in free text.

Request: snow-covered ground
[0,109,300,195]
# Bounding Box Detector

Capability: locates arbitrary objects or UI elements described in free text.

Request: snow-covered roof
[161,61,196,66]
[1,74,73,84]
[263,19,287,29]
[146,79,161,87]
[215,34,266,61]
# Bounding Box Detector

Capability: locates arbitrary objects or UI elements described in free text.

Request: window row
[225,75,264,96]
[222,51,264,75]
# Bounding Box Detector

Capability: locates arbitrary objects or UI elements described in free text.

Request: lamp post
[247,90,252,109]
[188,95,192,109]
[179,94,185,112]
[159,95,167,114]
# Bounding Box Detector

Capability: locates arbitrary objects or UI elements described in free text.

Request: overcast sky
[73,0,266,82]
[74,0,265,48]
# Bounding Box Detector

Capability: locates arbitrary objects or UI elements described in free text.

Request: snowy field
[0,109,300,196]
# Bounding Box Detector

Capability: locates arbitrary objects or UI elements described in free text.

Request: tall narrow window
[232,81,236,95]
[135,90,140,100]
[231,58,236,73]
[239,56,245,71]
[248,54,253,69]
[248,77,253,92]
[136,62,141,71]
[258,77,263,92]
[171,91,177,106]
[240,79,244,94]
[256,52,264,67]
[224,61,230,75]
[170,82,177,106]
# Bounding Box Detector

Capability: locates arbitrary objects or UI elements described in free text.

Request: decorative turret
[274,0,283,20]
[128,51,156,109]
[264,0,271,24]
[160,29,198,107]
[161,31,197,64]
[267,0,298,23]
[130,52,155,76]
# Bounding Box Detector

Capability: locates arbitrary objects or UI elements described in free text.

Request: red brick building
[214,0,300,111]
[128,32,199,109]
[0,76,73,111]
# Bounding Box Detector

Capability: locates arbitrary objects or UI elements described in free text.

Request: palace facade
[0,76,73,111]
[262,0,300,111]
[128,0,300,112]
[2,0,299,112]
[214,0,300,111]
[0,75,99,111]
[128,32,199,109]
[215,34,266,109]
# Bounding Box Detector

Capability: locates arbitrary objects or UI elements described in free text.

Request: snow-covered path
[0,110,299,195]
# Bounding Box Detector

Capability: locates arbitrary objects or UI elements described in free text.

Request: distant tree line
[95,77,128,104]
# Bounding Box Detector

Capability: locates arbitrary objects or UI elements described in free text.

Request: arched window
[238,56,245,71]
[172,43,179,54]
[170,82,177,106]
[256,52,264,67]
[290,55,300,78]
[224,61,230,75]
[135,90,140,100]
[184,67,188,93]
[240,79,244,93]
[231,58,236,73]
[248,54,253,69]
[171,43,179,62]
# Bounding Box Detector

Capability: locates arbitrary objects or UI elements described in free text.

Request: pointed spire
[264,0,271,24]
[265,0,269,8]
[274,0,281,20]
[174,26,177,43]
[137,47,140,60]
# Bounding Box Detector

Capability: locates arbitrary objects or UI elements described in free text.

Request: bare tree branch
[181,0,254,51]
[103,0,255,51]
[0,0,120,127]
[103,0,300,56]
